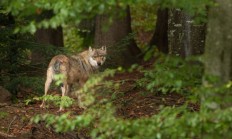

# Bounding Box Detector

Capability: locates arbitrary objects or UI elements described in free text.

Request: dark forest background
[0,0,232,138]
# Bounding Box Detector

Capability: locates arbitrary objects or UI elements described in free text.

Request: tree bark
[78,19,95,48]
[168,9,206,57]
[31,11,64,64]
[31,27,64,64]
[204,0,232,83]
[94,6,141,68]
[149,8,168,54]
[35,27,64,47]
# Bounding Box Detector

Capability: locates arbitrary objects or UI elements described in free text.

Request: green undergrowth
[5,76,44,94]
[30,56,232,139]
[138,55,204,95]
[0,111,9,119]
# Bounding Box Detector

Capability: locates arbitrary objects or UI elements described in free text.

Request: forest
[0,0,232,138]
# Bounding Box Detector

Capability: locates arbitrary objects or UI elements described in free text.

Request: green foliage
[139,56,203,94]
[32,111,94,133]
[199,81,232,110]
[0,111,8,119]
[27,69,116,109]
[26,61,232,139]
[43,95,74,108]
[0,41,63,94]
[1,0,214,34]
[74,69,116,108]
[2,0,229,138]
[26,95,74,109]
[131,3,157,32]
[0,9,66,98]
[130,3,157,47]
[32,82,232,139]
[146,0,214,20]
[0,15,30,76]
[1,0,128,33]
[100,104,232,139]
[0,10,64,90]
[54,74,65,86]
[4,76,44,96]
[63,24,84,52]
[143,47,159,61]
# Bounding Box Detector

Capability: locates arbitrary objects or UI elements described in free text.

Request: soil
[0,63,199,139]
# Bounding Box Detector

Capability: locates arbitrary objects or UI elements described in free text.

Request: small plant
[138,56,203,95]
[0,112,8,119]
[25,95,74,109]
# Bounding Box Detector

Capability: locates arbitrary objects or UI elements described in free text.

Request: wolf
[40,46,107,111]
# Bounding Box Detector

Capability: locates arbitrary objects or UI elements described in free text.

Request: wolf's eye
[92,56,98,59]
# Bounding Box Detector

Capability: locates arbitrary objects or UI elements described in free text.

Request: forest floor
[0,62,199,139]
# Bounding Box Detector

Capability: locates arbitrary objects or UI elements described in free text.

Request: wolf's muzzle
[97,62,102,66]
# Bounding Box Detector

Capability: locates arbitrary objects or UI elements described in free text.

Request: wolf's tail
[53,60,61,74]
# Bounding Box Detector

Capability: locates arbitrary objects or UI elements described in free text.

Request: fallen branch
[7,115,17,134]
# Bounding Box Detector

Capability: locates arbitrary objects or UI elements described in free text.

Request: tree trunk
[78,19,95,48]
[168,9,206,57]
[94,6,141,68]
[3,14,18,74]
[31,11,64,64]
[31,26,64,64]
[149,8,168,54]
[35,27,64,47]
[204,0,232,84]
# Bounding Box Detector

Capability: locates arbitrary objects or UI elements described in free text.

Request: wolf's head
[88,46,107,68]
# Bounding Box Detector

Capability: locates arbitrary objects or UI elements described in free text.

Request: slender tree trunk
[168,9,206,57]
[94,6,141,68]
[149,8,168,54]
[204,0,232,84]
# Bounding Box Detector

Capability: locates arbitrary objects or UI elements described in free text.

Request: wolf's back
[48,53,94,77]
[48,55,70,74]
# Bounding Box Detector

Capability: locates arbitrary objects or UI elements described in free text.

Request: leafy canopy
[1,0,213,33]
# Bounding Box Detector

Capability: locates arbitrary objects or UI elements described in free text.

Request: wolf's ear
[101,46,107,52]
[89,46,93,52]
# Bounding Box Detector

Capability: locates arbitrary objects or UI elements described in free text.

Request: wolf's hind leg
[40,68,53,108]
[59,83,69,111]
